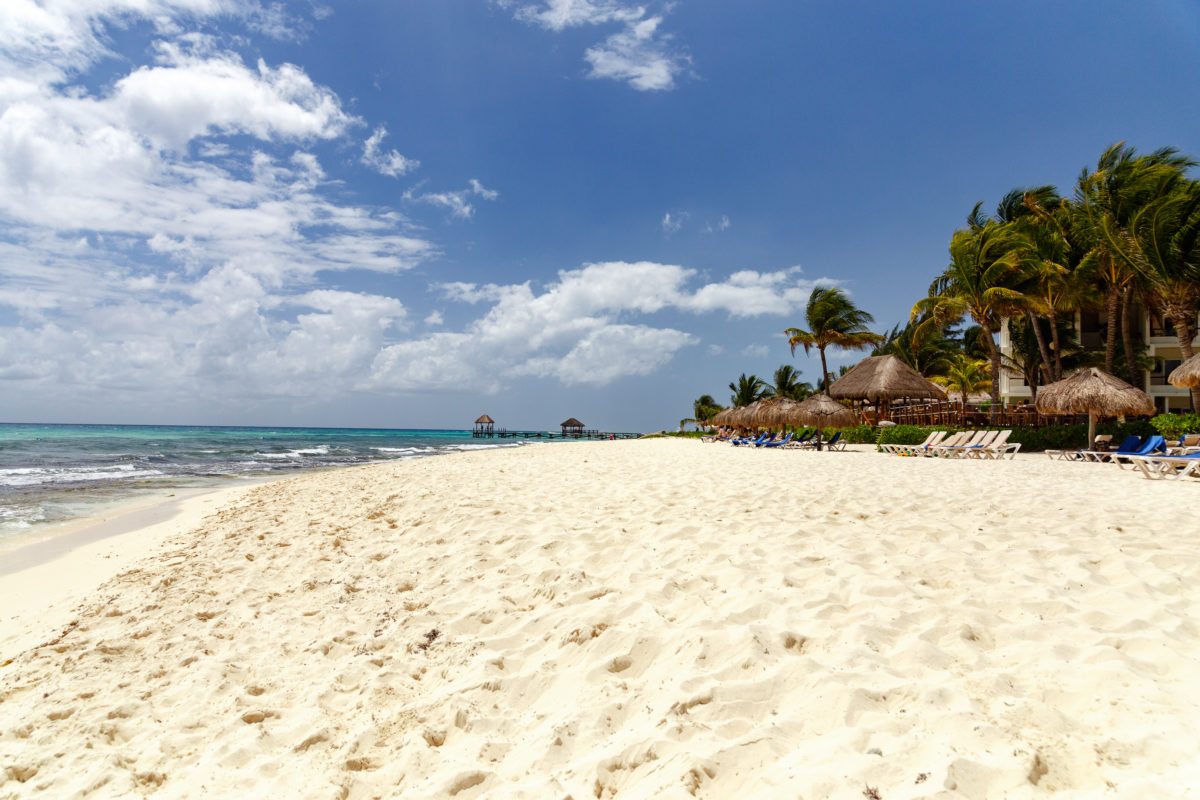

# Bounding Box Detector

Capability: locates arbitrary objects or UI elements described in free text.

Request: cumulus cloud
[362,125,419,177]
[366,261,823,393]
[741,343,769,359]
[502,0,688,91]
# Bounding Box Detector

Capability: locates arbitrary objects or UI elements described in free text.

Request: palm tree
[914,207,1026,421]
[786,287,883,394]
[728,373,769,407]
[767,364,813,400]
[1130,180,1200,410]
[874,313,958,378]
[931,354,991,402]
[691,394,724,428]
[1071,142,1195,383]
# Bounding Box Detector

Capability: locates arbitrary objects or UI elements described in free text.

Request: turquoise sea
[0,424,525,542]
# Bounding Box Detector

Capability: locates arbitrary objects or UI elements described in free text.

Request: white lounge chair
[881,430,943,456]
[1126,453,1200,480]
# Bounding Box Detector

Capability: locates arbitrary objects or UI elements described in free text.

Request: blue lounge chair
[758,432,794,448]
[1113,435,1167,467]
[1065,434,1142,462]
[733,432,770,447]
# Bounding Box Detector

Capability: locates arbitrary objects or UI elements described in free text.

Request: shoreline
[2,439,1197,797]
[0,478,275,659]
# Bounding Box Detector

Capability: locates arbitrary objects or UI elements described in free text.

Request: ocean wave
[0,465,165,488]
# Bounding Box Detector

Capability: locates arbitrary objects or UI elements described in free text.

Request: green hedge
[1150,413,1200,441]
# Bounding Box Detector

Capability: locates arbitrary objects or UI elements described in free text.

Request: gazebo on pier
[473,414,495,437]
[560,417,585,437]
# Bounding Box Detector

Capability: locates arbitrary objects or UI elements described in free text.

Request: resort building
[998,308,1200,412]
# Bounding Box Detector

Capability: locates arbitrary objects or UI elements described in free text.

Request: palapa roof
[1168,353,1200,388]
[560,417,585,428]
[793,392,858,429]
[474,414,495,424]
[1035,367,1155,416]
[711,407,734,425]
[828,355,948,402]
[750,395,805,427]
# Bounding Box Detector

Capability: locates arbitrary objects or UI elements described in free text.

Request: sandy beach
[1,439,1198,798]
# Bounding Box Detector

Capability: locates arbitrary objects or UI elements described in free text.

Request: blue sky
[1,1,1198,431]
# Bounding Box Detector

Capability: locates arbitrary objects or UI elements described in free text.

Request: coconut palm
[786,287,883,395]
[767,364,813,401]
[691,394,724,428]
[874,314,958,378]
[1071,142,1195,383]
[728,373,769,407]
[931,354,991,402]
[1130,180,1200,410]
[914,208,1026,420]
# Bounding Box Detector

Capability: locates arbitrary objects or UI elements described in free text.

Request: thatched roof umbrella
[1169,353,1200,388]
[711,407,734,426]
[752,396,805,429]
[1035,367,1155,449]
[793,392,858,450]
[732,400,767,429]
[828,355,947,420]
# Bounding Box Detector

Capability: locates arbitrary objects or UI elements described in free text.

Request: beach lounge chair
[946,429,999,458]
[1112,435,1167,468]
[930,430,986,457]
[1065,435,1141,463]
[783,429,815,449]
[905,430,950,456]
[758,432,793,448]
[966,429,1020,459]
[1126,452,1200,480]
[920,430,967,456]
[732,432,769,447]
[824,431,846,451]
[881,430,940,456]
[1047,434,1111,460]
[1167,433,1200,455]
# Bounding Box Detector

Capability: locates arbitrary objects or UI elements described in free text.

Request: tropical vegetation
[687,142,1200,427]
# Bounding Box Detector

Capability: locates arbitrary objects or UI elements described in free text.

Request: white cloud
[367,261,823,393]
[741,343,769,359]
[362,125,419,177]
[404,179,499,219]
[584,15,684,91]
[704,214,731,233]
[510,0,642,31]
[661,211,685,234]
[503,0,688,91]
[682,269,836,318]
[424,310,444,326]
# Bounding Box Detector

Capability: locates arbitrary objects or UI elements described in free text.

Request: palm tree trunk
[1104,287,1119,375]
[982,321,1001,424]
[1047,307,1064,380]
[819,347,830,395]
[1026,311,1054,384]
[1121,287,1142,388]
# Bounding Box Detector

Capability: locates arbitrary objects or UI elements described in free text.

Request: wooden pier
[472,414,640,440]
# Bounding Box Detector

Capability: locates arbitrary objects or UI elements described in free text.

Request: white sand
[1,439,1199,798]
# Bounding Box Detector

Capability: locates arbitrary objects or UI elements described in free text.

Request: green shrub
[1150,413,1200,441]
[837,424,875,444]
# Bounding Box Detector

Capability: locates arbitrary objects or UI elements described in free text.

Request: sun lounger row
[880,429,1020,459]
[1046,435,1168,463]
[720,429,848,450]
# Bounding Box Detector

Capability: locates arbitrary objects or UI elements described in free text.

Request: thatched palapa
[474,414,494,424]
[1168,353,1200,388]
[1035,367,1155,448]
[828,355,948,406]
[750,396,805,428]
